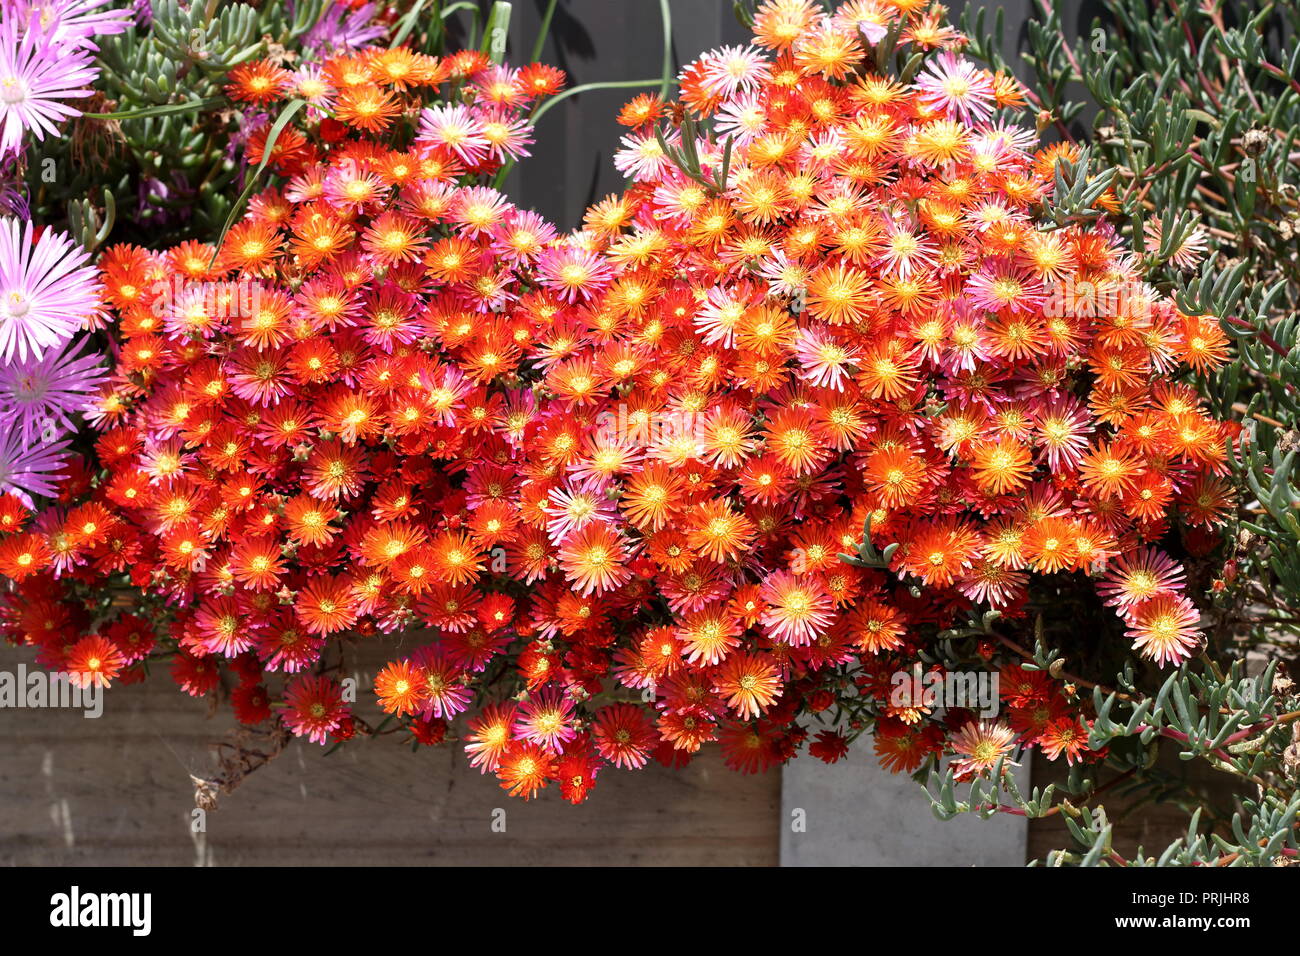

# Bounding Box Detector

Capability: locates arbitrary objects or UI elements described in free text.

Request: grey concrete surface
[781,736,1030,866]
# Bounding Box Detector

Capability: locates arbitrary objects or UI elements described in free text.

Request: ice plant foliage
[0,2,1241,806]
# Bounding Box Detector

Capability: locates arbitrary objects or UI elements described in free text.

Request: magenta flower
[512,686,577,753]
[0,13,97,155]
[0,333,105,442]
[409,644,472,721]
[302,0,385,54]
[0,218,101,363]
[0,420,65,505]
[281,675,348,745]
[534,245,613,303]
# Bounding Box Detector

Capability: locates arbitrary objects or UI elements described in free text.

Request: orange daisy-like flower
[290,210,355,267]
[712,651,782,720]
[899,519,980,588]
[374,659,427,716]
[295,576,358,636]
[805,261,873,326]
[557,523,632,596]
[427,530,485,588]
[764,406,830,477]
[1022,516,1079,574]
[221,220,282,274]
[969,437,1033,496]
[284,495,338,547]
[334,84,403,132]
[496,741,555,800]
[225,60,291,105]
[686,499,756,563]
[863,444,927,509]
[1173,313,1230,372]
[1077,441,1143,500]
[64,635,127,689]
[0,532,49,578]
[845,596,906,653]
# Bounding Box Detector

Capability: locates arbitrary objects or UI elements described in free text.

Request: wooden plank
[0,644,779,866]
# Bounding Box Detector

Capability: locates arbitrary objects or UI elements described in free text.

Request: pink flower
[613,131,671,182]
[513,686,578,753]
[793,326,859,391]
[915,52,996,123]
[416,102,489,166]
[0,13,97,155]
[535,245,612,303]
[698,44,771,99]
[966,258,1045,315]
[282,675,348,744]
[1126,593,1201,666]
[1098,547,1187,620]
[410,644,473,721]
[0,219,101,363]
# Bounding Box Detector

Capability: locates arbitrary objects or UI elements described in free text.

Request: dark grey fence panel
[502,0,748,227]
[491,0,1101,229]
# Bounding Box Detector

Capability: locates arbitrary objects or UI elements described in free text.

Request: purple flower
[6,0,134,53]
[0,419,65,505]
[302,1,386,55]
[0,333,105,443]
[0,12,97,155]
[0,152,28,218]
[0,218,102,363]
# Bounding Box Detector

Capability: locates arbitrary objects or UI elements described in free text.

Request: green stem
[530,79,663,125]
[390,0,434,48]
[208,98,307,267]
[84,97,224,121]
[530,0,559,63]
[659,0,674,99]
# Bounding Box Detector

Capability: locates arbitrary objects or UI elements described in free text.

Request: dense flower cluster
[541,0,1238,781]
[0,0,1238,804]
